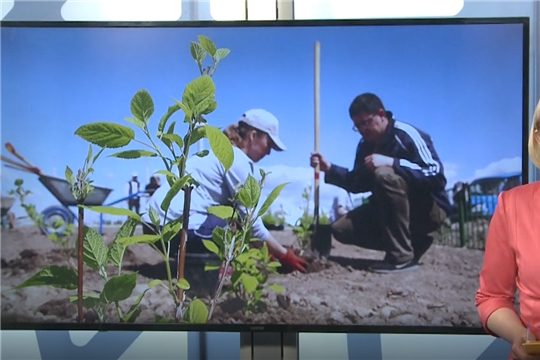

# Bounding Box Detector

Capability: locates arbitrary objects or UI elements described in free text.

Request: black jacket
[324,117,452,214]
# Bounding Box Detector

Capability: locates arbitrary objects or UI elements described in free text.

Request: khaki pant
[331,166,447,264]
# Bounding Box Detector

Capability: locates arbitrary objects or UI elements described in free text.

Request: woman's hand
[511,332,540,360]
[277,248,308,273]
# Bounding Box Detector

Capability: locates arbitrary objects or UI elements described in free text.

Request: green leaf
[188,126,207,147]
[122,279,164,323]
[83,205,141,221]
[240,274,259,293]
[118,234,160,247]
[160,174,192,212]
[65,166,74,184]
[215,48,230,61]
[108,150,158,159]
[93,147,105,164]
[211,227,226,256]
[124,116,145,129]
[148,206,160,228]
[108,218,139,266]
[86,144,93,164]
[155,314,174,323]
[74,122,134,149]
[237,175,260,209]
[204,264,220,271]
[83,226,108,270]
[162,217,182,243]
[207,205,234,220]
[68,294,102,308]
[257,183,288,217]
[177,278,190,290]
[13,265,78,290]
[205,125,233,172]
[199,98,217,115]
[189,41,205,62]
[198,35,216,56]
[182,75,215,115]
[124,307,142,323]
[101,273,137,303]
[130,89,154,123]
[173,100,193,120]
[202,240,219,255]
[183,298,208,324]
[157,103,180,133]
[148,279,163,288]
[161,134,183,149]
[268,284,283,293]
[194,150,209,158]
[155,170,177,180]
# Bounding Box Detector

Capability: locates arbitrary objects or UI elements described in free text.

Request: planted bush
[12,35,288,324]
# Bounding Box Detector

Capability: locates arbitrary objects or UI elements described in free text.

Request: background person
[127,172,141,215]
[145,175,160,197]
[328,189,354,223]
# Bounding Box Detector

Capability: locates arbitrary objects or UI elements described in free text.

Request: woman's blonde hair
[223,121,262,148]
[529,98,540,169]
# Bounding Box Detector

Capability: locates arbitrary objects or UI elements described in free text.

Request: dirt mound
[1,225,484,328]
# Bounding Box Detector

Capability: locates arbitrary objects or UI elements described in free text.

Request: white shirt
[329,189,354,223]
[127,180,140,198]
[141,146,271,241]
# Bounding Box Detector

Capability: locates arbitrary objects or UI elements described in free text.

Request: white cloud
[473,157,522,179]
[442,162,460,188]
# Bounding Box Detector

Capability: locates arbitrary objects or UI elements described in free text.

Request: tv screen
[0,18,529,333]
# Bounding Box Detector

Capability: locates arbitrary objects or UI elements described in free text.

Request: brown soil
[1,225,484,327]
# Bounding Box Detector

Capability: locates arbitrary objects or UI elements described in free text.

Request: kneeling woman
[141,109,307,274]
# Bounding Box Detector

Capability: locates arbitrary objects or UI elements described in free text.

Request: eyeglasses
[352,115,375,132]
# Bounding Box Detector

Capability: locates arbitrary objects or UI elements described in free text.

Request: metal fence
[431,185,500,250]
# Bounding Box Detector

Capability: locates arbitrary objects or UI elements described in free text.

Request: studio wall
[1,1,538,359]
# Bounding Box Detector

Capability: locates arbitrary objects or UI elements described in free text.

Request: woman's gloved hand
[277,248,308,273]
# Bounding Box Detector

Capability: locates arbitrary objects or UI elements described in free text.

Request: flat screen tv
[0,17,530,334]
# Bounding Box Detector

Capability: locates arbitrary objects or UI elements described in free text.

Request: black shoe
[368,259,419,274]
[413,236,434,263]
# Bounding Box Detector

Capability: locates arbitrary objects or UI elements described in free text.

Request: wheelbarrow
[1,197,15,218]
[2,142,152,236]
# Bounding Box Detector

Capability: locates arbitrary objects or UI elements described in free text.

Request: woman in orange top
[475,98,540,360]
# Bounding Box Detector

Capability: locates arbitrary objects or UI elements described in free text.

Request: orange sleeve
[475,191,518,335]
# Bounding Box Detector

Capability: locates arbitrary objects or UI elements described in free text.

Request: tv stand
[240,332,298,360]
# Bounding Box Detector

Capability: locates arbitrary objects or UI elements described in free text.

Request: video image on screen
[0,18,528,331]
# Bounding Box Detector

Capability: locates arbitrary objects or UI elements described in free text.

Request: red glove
[277,248,308,273]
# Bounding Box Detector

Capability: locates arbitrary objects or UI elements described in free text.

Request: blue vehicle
[466,171,522,218]
[447,171,522,223]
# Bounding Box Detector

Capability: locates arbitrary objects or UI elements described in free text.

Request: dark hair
[348,93,385,118]
[223,121,263,148]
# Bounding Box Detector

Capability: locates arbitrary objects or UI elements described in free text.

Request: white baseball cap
[240,109,286,151]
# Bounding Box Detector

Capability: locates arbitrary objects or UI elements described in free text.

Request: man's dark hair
[348,93,385,118]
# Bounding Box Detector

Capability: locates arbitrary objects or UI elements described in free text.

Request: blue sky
[1,22,525,224]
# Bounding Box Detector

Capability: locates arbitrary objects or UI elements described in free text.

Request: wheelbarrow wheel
[40,206,74,237]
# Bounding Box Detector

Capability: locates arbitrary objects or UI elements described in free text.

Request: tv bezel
[0,16,530,335]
